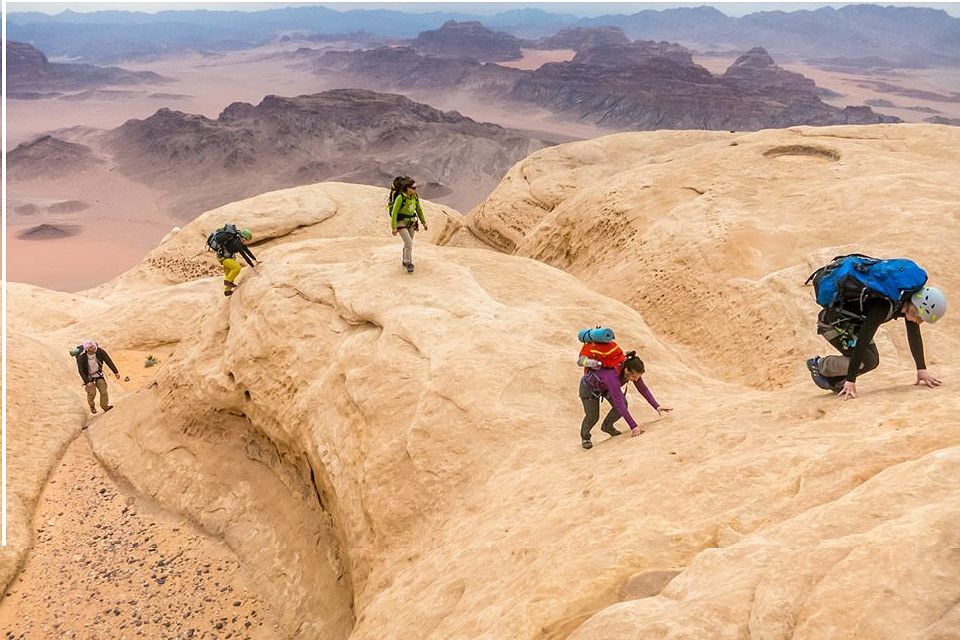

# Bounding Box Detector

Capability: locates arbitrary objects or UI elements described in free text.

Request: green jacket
[390,193,426,231]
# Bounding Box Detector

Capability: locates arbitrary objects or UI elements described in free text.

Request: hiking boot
[224,290,234,297]
[600,424,622,437]
[581,438,593,450]
[90,407,97,414]
[104,405,114,412]
[406,262,415,273]
[806,357,832,390]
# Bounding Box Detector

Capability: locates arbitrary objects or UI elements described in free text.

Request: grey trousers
[398,226,415,264]
[579,377,623,440]
[85,377,109,411]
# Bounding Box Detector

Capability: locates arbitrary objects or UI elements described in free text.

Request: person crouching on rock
[389,176,428,274]
[74,340,120,414]
[209,226,257,296]
[578,350,671,450]
[807,286,947,399]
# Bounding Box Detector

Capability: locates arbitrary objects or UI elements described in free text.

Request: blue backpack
[806,254,927,314]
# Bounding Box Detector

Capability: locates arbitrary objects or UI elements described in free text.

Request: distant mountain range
[8,4,960,67]
[7,40,167,98]
[8,89,550,215]
[314,28,898,131]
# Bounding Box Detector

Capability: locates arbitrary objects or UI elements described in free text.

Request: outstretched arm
[595,368,638,430]
[906,320,941,387]
[905,320,926,370]
[633,377,664,412]
[239,244,257,267]
[99,349,120,376]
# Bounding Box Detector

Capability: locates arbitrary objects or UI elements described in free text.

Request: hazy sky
[8,1,960,18]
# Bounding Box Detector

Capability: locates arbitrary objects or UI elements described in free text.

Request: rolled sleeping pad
[577,327,615,344]
[69,346,83,357]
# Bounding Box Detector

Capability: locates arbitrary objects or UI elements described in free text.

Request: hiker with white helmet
[72,340,120,414]
[805,254,947,399]
[206,224,257,296]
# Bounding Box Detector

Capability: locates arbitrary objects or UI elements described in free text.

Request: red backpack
[579,341,626,372]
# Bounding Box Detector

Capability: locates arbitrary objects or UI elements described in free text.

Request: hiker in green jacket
[389,176,428,273]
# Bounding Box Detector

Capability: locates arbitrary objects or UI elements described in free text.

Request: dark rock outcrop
[8,135,103,178]
[318,46,522,92]
[101,89,549,215]
[315,39,897,132]
[538,27,630,51]
[572,40,694,67]
[510,45,898,130]
[411,20,523,62]
[7,40,167,96]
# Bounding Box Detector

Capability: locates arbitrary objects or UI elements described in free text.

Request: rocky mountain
[7,40,166,96]
[97,89,549,215]
[410,20,523,62]
[578,5,960,67]
[538,26,629,51]
[571,39,693,67]
[7,135,103,178]
[8,5,959,68]
[316,44,898,131]
[317,46,522,92]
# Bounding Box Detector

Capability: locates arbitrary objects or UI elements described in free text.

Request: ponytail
[623,350,645,374]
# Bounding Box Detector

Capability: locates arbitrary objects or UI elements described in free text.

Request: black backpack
[206,223,240,255]
[387,192,406,217]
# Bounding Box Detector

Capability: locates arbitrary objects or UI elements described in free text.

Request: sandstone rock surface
[5,125,960,640]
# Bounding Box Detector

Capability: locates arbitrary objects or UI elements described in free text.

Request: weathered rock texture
[6,126,960,640]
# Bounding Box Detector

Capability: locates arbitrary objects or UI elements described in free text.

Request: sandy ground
[498,47,576,70]
[0,434,280,640]
[7,167,176,291]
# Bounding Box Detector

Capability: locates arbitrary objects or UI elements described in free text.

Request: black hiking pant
[822,334,880,391]
[579,377,623,441]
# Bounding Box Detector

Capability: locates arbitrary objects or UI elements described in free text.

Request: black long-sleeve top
[222,236,257,267]
[75,348,119,384]
[847,298,925,382]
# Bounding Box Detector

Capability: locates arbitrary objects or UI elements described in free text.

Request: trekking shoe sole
[600,426,622,437]
[581,439,593,450]
[806,357,832,390]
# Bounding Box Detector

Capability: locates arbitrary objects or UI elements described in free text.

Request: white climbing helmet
[911,286,947,324]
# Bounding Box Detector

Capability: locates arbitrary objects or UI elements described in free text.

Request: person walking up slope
[73,340,120,414]
[389,176,428,273]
